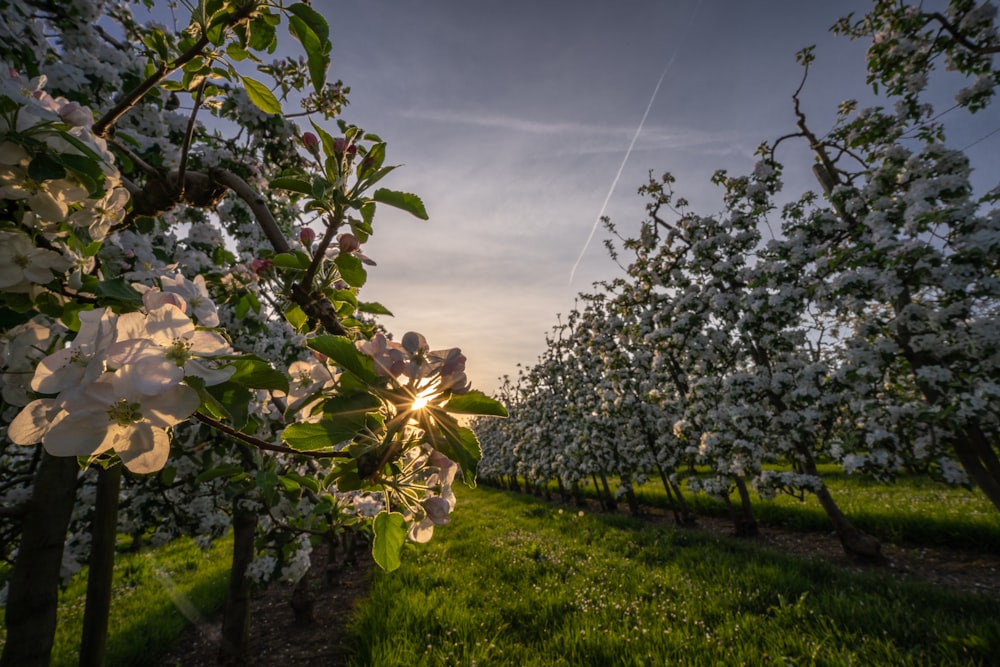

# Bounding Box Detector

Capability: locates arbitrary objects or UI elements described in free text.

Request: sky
[305,0,999,395]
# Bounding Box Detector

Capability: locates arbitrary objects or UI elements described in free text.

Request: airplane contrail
[569,0,703,286]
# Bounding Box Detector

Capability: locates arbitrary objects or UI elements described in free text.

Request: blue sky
[310,1,998,394]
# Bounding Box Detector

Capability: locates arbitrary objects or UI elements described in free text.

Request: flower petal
[116,423,170,473]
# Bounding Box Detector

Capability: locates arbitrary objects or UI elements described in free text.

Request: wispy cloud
[397,107,631,136]
[397,107,741,156]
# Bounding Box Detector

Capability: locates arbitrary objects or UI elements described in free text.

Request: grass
[346,485,1000,666]
[4,472,998,666]
[0,535,232,667]
[548,465,1000,552]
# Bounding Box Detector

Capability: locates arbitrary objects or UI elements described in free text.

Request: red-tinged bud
[302,132,320,152]
[299,227,316,245]
[332,137,347,153]
[338,233,360,253]
[249,258,273,275]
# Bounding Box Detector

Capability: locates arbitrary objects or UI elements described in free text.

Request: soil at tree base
[156,546,372,667]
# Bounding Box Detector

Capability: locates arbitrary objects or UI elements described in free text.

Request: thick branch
[210,170,348,335]
[210,169,292,253]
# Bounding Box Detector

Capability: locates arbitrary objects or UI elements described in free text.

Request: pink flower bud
[249,258,273,275]
[338,233,360,253]
[332,137,347,153]
[299,227,316,245]
[58,101,93,127]
[302,132,320,152]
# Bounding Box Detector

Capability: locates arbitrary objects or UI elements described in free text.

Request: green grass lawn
[4,473,998,666]
[345,485,1000,666]
[557,466,1000,552]
[0,536,231,667]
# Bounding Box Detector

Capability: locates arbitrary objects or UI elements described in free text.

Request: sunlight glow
[410,384,441,412]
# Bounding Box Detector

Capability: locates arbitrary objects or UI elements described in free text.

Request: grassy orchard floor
[566,464,1000,553]
[0,537,232,667]
[347,485,1000,667]
[2,474,998,666]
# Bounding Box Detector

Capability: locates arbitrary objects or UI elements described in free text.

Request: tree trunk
[219,500,257,666]
[624,482,641,517]
[732,476,758,537]
[799,447,883,562]
[79,464,123,667]
[0,454,79,667]
[598,471,617,511]
[656,463,696,526]
[949,423,1000,514]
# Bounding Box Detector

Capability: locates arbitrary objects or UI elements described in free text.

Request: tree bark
[0,454,79,667]
[799,447,883,562]
[732,476,758,537]
[79,464,123,667]
[218,500,257,666]
[597,471,617,511]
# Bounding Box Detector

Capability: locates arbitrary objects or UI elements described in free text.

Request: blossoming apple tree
[477,0,998,560]
[0,1,505,665]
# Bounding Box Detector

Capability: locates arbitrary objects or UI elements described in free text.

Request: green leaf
[195,463,245,484]
[284,303,309,332]
[141,30,171,60]
[27,152,66,181]
[60,303,94,331]
[357,301,393,316]
[310,120,339,158]
[357,165,396,192]
[227,357,289,393]
[206,381,252,431]
[283,471,320,493]
[281,415,358,451]
[278,475,300,493]
[95,279,143,308]
[444,390,508,417]
[287,14,329,93]
[334,252,366,288]
[372,511,407,571]
[226,42,250,61]
[270,251,311,269]
[287,3,330,43]
[269,176,313,196]
[372,188,428,220]
[235,293,251,319]
[321,391,382,422]
[419,411,481,487]
[308,335,377,383]
[359,142,386,177]
[247,15,278,52]
[242,76,281,115]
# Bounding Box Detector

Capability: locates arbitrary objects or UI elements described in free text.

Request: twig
[176,78,208,200]
[93,33,210,138]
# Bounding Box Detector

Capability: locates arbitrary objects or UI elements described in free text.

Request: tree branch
[176,78,208,199]
[93,33,210,138]
[928,11,1000,55]
[210,169,349,335]
[193,412,350,459]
